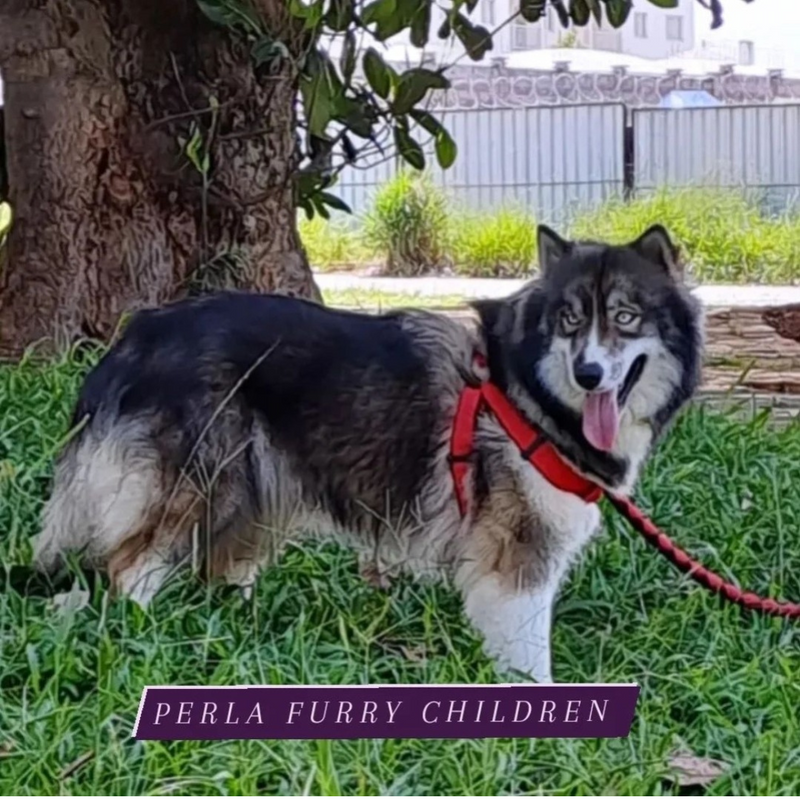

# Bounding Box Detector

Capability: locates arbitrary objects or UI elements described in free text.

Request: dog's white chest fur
[457,431,604,685]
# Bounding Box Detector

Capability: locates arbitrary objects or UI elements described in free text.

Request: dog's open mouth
[582,355,648,453]
[618,354,647,407]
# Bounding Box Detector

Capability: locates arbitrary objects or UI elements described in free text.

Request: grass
[572,189,800,285]
[298,216,374,273]
[449,208,538,279]
[321,287,468,310]
[302,182,800,284]
[2,346,800,793]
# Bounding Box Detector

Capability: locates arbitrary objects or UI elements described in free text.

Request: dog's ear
[629,224,683,279]
[537,225,571,277]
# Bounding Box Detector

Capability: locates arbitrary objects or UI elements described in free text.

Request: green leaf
[646,0,678,6]
[319,192,352,214]
[409,108,446,137]
[325,0,353,30]
[184,125,206,174]
[299,198,315,220]
[312,193,331,220]
[587,0,603,24]
[409,109,457,169]
[289,0,324,28]
[434,129,457,169]
[604,0,632,28]
[569,0,590,26]
[300,51,338,138]
[363,47,392,100]
[409,2,432,48]
[341,30,357,82]
[341,133,358,164]
[519,0,546,23]
[452,13,493,60]
[252,36,289,67]
[393,68,450,115]
[336,97,375,139]
[437,17,451,38]
[361,0,396,25]
[552,0,570,27]
[394,126,426,171]
[196,0,242,28]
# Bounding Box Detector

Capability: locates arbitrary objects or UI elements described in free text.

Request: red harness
[449,380,603,517]
[448,363,800,620]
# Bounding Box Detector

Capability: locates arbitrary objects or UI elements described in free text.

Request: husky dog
[33,224,702,683]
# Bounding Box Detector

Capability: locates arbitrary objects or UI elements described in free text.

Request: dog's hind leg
[106,484,203,607]
[32,431,162,575]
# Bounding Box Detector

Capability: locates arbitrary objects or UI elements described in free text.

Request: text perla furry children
[33,224,703,683]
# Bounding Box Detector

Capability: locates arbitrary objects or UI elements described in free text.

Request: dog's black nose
[574,361,603,391]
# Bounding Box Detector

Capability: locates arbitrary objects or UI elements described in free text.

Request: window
[739,40,754,65]
[633,12,647,38]
[483,0,495,27]
[546,6,555,32]
[512,14,542,50]
[666,15,683,42]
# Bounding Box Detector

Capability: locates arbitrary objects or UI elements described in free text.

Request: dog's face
[480,224,702,462]
[536,224,696,453]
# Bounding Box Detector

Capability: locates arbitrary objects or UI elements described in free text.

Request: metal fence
[632,103,800,215]
[334,101,800,222]
[335,103,626,226]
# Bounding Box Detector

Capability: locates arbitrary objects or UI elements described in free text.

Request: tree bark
[0,0,320,360]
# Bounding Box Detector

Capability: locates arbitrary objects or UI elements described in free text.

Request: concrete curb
[315,272,800,309]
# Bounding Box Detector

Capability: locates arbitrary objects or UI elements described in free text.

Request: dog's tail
[31,419,162,576]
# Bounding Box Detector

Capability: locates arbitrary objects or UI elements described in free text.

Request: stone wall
[424,62,800,109]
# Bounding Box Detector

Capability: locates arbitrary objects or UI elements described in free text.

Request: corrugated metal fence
[632,104,800,215]
[334,102,800,222]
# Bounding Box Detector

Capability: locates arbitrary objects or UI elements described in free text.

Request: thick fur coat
[33,224,703,683]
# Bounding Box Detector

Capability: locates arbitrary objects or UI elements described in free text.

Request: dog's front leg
[461,573,558,684]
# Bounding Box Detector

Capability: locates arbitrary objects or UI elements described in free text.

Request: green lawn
[321,287,468,311]
[2,349,800,795]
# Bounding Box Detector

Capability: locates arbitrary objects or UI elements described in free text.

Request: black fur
[74,292,442,530]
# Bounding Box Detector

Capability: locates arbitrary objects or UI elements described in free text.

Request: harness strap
[450,377,603,518]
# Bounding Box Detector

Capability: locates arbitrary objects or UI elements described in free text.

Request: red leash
[605,493,800,620]
[450,364,800,621]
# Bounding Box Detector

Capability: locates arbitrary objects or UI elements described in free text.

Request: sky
[700,0,800,49]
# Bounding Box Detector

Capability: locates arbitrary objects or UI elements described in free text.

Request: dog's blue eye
[562,310,580,327]
[615,311,639,326]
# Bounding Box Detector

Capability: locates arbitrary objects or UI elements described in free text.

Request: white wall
[619,0,696,59]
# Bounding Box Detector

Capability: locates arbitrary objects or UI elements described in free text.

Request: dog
[32,223,703,683]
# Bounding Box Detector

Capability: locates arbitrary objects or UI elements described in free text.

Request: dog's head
[474,224,703,488]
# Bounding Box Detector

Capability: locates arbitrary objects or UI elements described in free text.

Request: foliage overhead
[196,0,751,218]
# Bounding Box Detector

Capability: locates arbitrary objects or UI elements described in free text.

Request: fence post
[623,108,635,201]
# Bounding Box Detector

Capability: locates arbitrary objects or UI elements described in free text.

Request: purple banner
[132,683,639,741]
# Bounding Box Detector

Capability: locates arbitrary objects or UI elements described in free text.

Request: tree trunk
[0,0,320,360]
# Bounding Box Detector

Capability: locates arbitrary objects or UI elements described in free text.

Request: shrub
[450,207,537,278]
[298,215,373,271]
[362,171,449,276]
[295,183,800,284]
[571,188,800,284]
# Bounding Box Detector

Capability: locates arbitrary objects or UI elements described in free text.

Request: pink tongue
[582,390,620,452]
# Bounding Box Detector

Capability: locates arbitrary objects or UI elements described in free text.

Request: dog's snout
[574,361,603,391]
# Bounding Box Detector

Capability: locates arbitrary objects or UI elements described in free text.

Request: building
[501,0,696,60]
[358,0,697,67]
